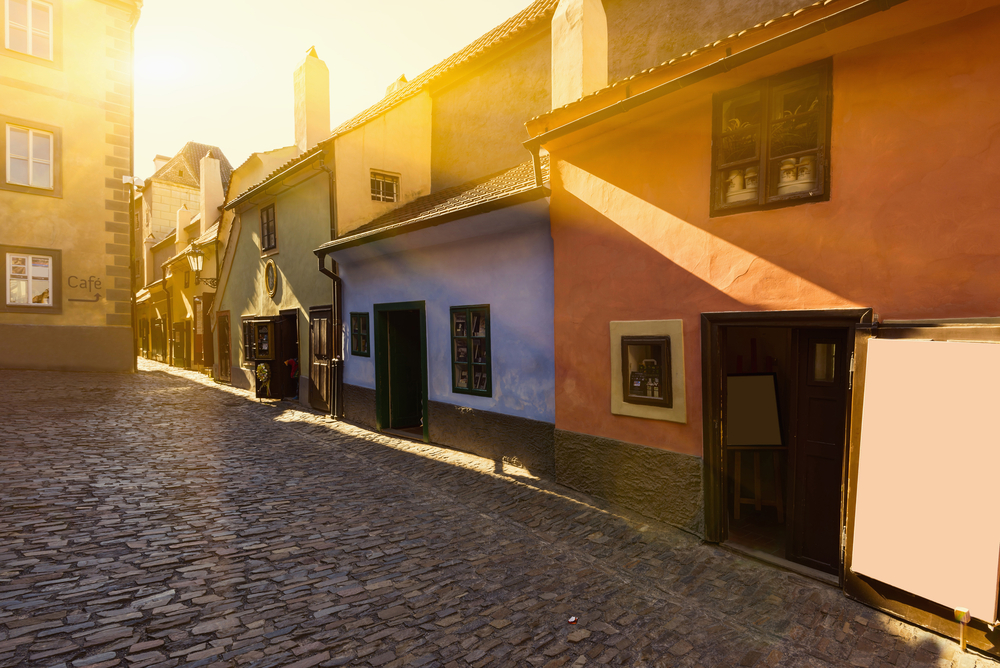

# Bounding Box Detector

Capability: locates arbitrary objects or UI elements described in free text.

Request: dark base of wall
[555,429,704,536]
[342,383,555,477]
[0,324,133,372]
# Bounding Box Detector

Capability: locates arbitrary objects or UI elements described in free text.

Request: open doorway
[703,310,871,581]
[374,301,428,442]
[277,310,299,400]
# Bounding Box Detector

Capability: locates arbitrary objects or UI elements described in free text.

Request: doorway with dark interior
[374,301,428,442]
[277,310,299,400]
[703,310,871,581]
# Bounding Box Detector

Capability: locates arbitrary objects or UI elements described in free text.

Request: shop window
[241,317,255,367]
[350,312,370,356]
[711,60,831,216]
[621,336,672,407]
[451,305,490,396]
[1,245,59,314]
[260,204,276,252]
[5,0,52,60]
[370,171,398,203]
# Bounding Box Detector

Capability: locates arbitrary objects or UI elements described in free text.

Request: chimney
[294,46,331,152]
[143,234,156,286]
[385,74,407,97]
[153,154,170,171]
[551,0,607,109]
[175,204,192,244]
[199,150,224,236]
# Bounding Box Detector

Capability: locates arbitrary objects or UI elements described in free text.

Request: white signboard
[852,338,1000,622]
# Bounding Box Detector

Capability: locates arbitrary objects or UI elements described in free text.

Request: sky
[133,0,536,178]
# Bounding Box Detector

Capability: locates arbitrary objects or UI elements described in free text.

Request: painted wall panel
[334,199,554,423]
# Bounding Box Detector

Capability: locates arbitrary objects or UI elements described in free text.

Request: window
[242,318,256,367]
[6,251,51,306]
[5,0,52,60]
[6,124,52,189]
[621,336,672,407]
[711,60,831,215]
[371,171,398,203]
[350,312,370,356]
[260,204,276,252]
[183,271,190,289]
[451,305,490,395]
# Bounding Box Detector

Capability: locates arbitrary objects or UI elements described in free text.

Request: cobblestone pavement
[1,362,996,668]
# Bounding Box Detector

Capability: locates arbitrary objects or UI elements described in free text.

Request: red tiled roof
[315,155,549,254]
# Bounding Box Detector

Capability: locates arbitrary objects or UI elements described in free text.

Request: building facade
[1,0,142,372]
[528,0,1000,652]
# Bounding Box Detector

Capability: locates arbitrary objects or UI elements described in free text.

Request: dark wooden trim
[449,304,492,397]
[349,311,370,357]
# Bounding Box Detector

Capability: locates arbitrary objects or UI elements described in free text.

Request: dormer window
[371,171,398,203]
[5,0,52,60]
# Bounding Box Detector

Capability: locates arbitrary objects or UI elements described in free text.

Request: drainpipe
[318,152,343,419]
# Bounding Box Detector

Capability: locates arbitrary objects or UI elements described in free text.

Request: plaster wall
[332,199,554,423]
[0,0,135,370]
[334,92,432,236]
[604,0,809,83]
[549,7,1000,458]
[144,181,199,241]
[430,31,550,190]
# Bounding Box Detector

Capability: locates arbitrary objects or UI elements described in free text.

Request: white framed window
[6,124,52,189]
[5,0,52,60]
[370,171,399,203]
[6,252,51,306]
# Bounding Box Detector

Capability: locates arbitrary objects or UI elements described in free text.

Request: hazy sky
[134,0,535,177]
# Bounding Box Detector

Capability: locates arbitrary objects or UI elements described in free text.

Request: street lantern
[186,248,204,274]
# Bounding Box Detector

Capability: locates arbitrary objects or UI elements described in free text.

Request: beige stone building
[0,0,142,371]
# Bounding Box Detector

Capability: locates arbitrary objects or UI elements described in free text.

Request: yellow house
[1,0,142,371]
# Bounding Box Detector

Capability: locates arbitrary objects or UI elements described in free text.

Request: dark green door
[387,309,422,429]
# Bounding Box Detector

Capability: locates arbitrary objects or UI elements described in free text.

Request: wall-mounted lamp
[185,248,217,288]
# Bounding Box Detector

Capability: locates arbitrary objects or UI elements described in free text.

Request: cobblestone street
[0,362,995,668]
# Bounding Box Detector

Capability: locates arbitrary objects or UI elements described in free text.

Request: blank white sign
[852,338,1000,622]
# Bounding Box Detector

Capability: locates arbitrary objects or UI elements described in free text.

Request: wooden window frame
[5,0,52,61]
[710,59,832,217]
[260,203,277,253]
[241,316,256,367]
[370,171,399,203]
[350,312,370,357]
[621,335,673,408]
[450,304,491,397]
[2,246,59,313]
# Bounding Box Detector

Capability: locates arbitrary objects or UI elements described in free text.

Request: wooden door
[387,309,422,429]
[789,327,849,573]
[277,313,299,398]
[217,313,231,383]
[309,308,332,411]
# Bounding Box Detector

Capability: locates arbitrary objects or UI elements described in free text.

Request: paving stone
[0,361,996,668]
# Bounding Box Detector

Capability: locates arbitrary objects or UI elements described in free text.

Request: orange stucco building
[529,0,1000,650]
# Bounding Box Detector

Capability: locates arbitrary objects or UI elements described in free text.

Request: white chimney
[385,74,408,97]
[175,204,192,244]
[199,150,224,236]
[294,46,331,152]
[551,0,608,109]
[153,154,170,171]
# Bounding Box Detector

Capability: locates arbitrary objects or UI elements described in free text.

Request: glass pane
[9,0,27,25]
[31,31,48,59]
[32,132,50,160]
[721,167,758,205]
[454,364,468,389]
[360,335,367,354]
[473,366,487,391]
[472,339,486,363]
[471,311,487,337]
[452,311,467,337]
[769,153,818,198]
[771,73,821,120]
[625,342,665,399]
[8,25,28,53]
[721,90,761,134]
[360,316,367,334]
[8,157,29,185]
[9,278,27,304]
[9,255,26,276]
[31,277,49,304]
[9,128,29,158]
[31,161,50,188]
[769,74,821,158]
[814,343,836,382]
[351,314,359,335]
[770,113,818,157]
[30,256,49,278]
[454,338,468,363]
[31,2,49,33]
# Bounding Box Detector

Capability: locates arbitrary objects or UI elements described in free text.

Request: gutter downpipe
[318,153,344,420]
[161,264,171,366]
[524,0,904,153]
